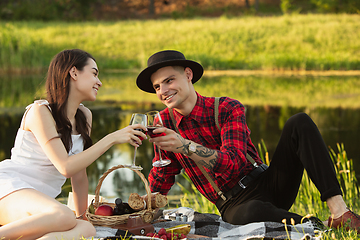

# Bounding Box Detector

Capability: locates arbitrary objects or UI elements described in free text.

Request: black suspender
[168,97,259,201]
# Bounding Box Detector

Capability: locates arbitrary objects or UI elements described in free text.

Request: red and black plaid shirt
[148,92,262,204]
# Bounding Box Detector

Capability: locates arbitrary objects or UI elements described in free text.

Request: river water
[0,72,359,205]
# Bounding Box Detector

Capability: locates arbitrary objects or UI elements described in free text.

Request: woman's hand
[112,124,147,147]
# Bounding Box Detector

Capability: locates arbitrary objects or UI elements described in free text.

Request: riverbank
[1,70,360,109]
[203,69,360,77]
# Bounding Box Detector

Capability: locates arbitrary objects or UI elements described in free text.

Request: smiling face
[71,58,102,102]
[151,66,197,115]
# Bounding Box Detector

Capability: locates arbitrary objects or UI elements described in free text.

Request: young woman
[0,49,147,240]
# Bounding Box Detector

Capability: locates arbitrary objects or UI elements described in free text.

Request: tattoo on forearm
[200,160,212,169]
[209,158,216,167]
[175,136,219,170]
[197,146,215,157]
[200,157,217,170]
[176,135,189,153]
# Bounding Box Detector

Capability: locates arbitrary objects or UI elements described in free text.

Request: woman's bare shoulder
[27,101,53,121]
[24,101,56,133]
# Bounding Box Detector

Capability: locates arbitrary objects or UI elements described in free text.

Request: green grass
[178,143,360,239]
[291,143,359,217]
[0,14,360,72]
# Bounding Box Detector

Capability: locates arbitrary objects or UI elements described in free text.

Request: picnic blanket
[89,208,322,240]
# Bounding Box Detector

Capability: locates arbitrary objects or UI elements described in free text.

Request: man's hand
[148,127,189,154]
[149,127,218,170]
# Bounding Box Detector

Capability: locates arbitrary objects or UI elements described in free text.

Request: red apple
[158,228,167,236]
[95,204,114,216]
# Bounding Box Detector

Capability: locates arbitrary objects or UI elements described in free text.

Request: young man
[136,50,360,231]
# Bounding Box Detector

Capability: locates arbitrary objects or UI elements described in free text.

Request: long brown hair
[46,49,93,152]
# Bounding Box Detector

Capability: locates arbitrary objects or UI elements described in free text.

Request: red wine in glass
[147,126,166,138]
[146,111,171,167]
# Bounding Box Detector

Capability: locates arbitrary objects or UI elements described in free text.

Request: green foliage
[330,144,359,209]
[177,172,220,215]
[281,0,292,14]
[278,0,360,14]
[310,0,360,13]
[0,0,97,20]
[1,0,359,21]
[290,143,359,220]
[257,139,270,166]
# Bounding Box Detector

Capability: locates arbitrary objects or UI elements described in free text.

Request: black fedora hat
[136,50,204,93]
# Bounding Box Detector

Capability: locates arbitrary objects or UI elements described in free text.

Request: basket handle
[94,164,152,210]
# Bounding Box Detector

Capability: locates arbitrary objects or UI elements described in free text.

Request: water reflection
[1,105,359,202]
[1,73,359,203]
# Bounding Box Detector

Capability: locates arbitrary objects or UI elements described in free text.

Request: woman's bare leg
[0,189,95,240]
[37,219,96,240]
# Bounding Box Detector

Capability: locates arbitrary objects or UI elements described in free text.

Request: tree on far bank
[0,0,359,20]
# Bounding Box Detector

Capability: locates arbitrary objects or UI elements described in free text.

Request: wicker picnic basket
[86,164,155,227]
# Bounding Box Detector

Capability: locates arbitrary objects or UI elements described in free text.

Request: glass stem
[155,143,163,162]
[157,145,162,161]
[132,146,138,166]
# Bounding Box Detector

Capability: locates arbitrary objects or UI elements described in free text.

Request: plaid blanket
[154,212,321,240]
[91,212,322,240]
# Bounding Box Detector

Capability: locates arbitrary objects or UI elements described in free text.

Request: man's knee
[284,113,317,132]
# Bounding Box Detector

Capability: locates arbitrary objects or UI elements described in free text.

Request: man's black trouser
[218,112,342,225]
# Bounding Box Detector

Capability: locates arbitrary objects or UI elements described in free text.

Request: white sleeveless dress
[0,100,84,199]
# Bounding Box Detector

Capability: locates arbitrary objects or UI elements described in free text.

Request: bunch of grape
[146,228,187,240]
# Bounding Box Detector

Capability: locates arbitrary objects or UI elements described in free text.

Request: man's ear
[184,67,193,82]
[69,66,77,80]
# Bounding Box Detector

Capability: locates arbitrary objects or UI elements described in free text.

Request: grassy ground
[0,14,359,73]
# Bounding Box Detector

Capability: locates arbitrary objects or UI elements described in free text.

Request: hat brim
[136,59,203,93]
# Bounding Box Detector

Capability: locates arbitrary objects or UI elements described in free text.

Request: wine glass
[125,113,147,170]
[146,111,171,167]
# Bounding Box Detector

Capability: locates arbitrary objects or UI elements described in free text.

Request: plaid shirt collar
[171,91,207,126]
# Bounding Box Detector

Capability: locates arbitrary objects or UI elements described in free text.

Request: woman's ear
[69,66,77,80]
[184,67,193,82]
